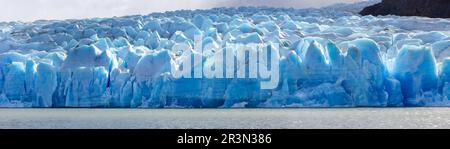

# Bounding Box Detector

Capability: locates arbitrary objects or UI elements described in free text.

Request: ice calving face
[171,36,280,90]
[0,6,450,108]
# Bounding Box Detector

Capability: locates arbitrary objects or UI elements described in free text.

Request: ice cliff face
[1,6,450,108]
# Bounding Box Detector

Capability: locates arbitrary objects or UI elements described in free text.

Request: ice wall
[0,7,450,108]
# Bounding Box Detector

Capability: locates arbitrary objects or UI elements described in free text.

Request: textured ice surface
[1,4,450,108]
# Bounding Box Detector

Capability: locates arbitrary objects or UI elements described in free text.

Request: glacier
[1,5,450,108]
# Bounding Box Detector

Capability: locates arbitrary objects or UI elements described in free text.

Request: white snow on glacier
[1,4,450,108]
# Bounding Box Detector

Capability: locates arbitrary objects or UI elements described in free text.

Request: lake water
[0,108,449,129]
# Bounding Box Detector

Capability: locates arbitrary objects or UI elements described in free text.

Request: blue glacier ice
[1,2,450,108]
[393,45,438,106]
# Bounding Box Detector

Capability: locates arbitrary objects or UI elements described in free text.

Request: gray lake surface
[0,108,450,129]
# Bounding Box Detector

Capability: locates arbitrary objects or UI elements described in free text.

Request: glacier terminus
[1,4,450,108]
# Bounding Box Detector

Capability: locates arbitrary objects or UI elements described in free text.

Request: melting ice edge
[1,5,450,108]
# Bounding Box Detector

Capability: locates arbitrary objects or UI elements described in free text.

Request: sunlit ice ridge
[1,6,450,108]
